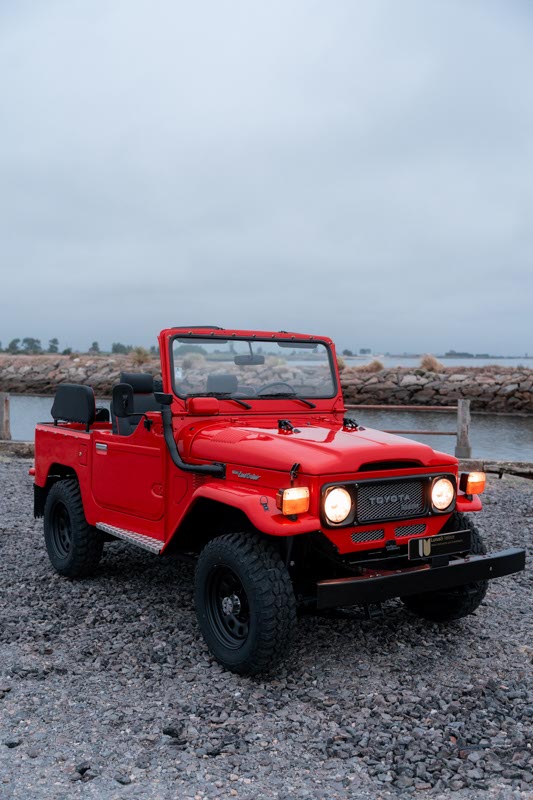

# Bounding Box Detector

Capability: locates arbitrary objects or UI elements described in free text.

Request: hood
[185,419,456,476]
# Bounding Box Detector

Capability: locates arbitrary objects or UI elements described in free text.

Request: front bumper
[316,547,526,610]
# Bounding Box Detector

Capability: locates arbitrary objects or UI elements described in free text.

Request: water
[7,395,533,461]
[354,409,532,462]
[10,396,109,442]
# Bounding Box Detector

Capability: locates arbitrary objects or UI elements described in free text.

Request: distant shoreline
[346,354,532,361]
[384,355,532,360]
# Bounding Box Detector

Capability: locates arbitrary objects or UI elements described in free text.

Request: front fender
[192,483,320,536]
[456,493,482,513]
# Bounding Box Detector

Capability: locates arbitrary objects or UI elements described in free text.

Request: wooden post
[455,399,471,458]
[0,393,11,440]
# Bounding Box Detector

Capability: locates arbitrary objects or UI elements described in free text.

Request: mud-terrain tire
[44,479,103,577]
[195,533,297,675]
[402,512,488,622]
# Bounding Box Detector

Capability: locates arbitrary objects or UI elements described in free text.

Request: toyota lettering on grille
[369,493,419,512]
[369,492,409,505]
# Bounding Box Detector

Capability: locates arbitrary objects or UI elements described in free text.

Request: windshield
[171,336,336,401]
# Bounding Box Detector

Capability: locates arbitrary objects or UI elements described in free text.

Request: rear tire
[44,479,103,577]
[195,533,297,675]
[401,512,488,622]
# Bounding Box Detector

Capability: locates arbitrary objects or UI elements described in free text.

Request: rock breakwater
[0,354,160,396]
[0,355,531,413]
[341,365,532,413]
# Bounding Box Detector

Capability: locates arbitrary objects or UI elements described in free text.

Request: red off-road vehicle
[33,327,525,674]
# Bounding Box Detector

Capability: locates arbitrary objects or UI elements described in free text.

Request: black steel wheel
[48,500,73,560]
[43,479,103,578]
[402,512,488,621]
[195,533,296,675]
[205,566,250,648]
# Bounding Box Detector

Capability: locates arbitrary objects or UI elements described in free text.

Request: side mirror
[186,397,220,416]
[112,383,134,418]
[154,392,173,406]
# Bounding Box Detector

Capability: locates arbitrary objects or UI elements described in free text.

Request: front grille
[357,479,425,523]
[395,523,426,538]
[351,529,385,544]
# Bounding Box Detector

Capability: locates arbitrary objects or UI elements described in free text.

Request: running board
[96,523,164,554]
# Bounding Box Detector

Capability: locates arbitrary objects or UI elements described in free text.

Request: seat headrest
[206,373,238,394]
[120,372,154,393]
[51,384,95,427]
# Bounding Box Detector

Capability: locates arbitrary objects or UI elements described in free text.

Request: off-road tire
[195,533,297,675]
[402,512,488,622]
[43,479,103,577]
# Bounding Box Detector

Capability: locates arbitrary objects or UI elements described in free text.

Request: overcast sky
[1,0,532,355]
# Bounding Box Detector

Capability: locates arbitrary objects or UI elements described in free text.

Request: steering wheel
[257,381,296,395]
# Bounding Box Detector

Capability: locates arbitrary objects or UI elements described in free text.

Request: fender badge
[232,470,260,481]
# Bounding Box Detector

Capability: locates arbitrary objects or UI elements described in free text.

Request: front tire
[195,533,297,675]
[402,512,488,622]
[44,479,103,577]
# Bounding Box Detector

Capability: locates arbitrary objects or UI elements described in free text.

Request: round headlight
[431,478,455,511]
[324,487,352,524]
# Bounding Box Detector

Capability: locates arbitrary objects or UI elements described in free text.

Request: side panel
[34,422,168,542]
[34,424,90,489]
[91,431,165,521]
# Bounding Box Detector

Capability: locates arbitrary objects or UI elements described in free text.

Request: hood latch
[278,419,300,435]
[343,417,363,431]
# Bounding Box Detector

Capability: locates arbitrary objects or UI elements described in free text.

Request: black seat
[112,372,162,435]
[51,384,95,432]
[120,372,154,394]
[206,374,238,394]
[95,407,110,422]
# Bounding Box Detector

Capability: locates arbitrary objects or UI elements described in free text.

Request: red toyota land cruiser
[33,326,525,674]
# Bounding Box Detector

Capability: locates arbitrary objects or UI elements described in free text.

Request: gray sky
[1,0,532,355]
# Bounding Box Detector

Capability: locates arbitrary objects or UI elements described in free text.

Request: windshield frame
[169,333,338,403]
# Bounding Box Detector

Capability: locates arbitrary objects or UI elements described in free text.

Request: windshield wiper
[256,392,316,409]
[185,392,252,409]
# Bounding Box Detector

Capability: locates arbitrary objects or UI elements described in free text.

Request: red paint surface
[34,327,478,555]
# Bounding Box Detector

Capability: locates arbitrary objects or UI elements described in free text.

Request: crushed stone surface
[0,457,531,799]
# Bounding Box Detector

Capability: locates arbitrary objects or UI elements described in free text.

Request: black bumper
[316,548,526,610]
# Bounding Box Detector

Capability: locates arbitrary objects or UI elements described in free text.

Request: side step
[96,523,164,554]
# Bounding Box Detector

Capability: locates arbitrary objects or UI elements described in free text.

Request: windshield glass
[171,337,336,400]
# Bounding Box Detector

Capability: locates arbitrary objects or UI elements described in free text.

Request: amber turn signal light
[459,471,486,495]
[276,487,310,515]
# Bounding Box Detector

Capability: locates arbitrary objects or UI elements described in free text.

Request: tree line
[0,339,360,358]
[0,339,158,356]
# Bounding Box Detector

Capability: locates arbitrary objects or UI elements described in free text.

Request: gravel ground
[0,457,531,800]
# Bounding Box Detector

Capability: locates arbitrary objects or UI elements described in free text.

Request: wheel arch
[34,462,81,518]
[164,497,260,555]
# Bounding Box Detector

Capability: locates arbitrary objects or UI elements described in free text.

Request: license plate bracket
[408,529,471,561]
